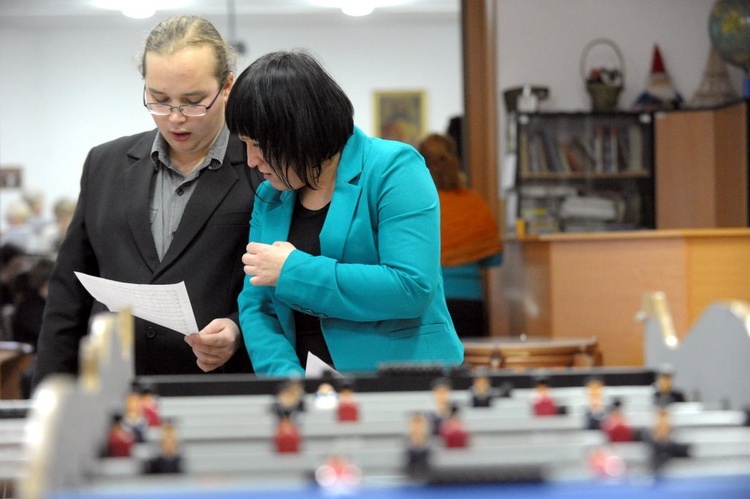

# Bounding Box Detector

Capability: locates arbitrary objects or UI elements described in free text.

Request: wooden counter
[488,228,750,367]
[0,342,33,399]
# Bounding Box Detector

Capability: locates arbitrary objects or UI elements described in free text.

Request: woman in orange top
[418,134,503,337]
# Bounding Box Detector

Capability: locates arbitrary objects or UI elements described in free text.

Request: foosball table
[2,298,750,498]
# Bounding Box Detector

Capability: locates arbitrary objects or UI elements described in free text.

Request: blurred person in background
[0,200,36,253]
[22,188,51,243]
[418,133,503,338]
[39,197,77,258]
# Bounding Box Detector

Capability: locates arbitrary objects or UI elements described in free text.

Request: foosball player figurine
[314,454,363,492]
[469,369,494,408]
[488,347,503,370]
[653,367,686,407]
[275,409,302,454]
[139,386,161,428]
[584,376,607,430]
[143,419,183,474]
[439,403,469,448]
[531,375,560,416]
[314,382,339,410]
[337,380,359,422]
[497,381,514,398]
[123,390,148,443]
[601,398,634,443]
[106,413,135,458]
[272,380,306,421]
[289,378,307,412]
[430,377,453,434]
[587,444,627,479]
[647,406,690,473]
[405,412,432,477]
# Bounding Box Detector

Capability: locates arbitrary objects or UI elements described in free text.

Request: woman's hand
[242,241,296,286]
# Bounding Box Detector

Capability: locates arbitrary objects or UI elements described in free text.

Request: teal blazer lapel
[321,129,365,261]
[261,189,295,244]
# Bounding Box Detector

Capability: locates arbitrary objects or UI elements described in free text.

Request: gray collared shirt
[149,126,230,260]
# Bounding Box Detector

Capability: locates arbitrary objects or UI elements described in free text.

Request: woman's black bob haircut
[226,50,354,188]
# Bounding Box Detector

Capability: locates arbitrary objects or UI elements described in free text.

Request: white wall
[497,0,745,160]
[0,13,462,232]
[1,0,745,233]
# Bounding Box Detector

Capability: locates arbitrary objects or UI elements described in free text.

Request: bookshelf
[513,111,654,235]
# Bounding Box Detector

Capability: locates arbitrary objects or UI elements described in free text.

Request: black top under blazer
[33,130,260,386]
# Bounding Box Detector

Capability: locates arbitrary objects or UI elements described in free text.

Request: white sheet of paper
[74,272,199,335]
[305,352,341,378]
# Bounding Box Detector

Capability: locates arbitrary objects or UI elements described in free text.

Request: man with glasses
[32,16,260,389]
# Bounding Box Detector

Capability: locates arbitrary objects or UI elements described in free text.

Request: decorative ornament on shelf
[632,44,684,112]
[581,38,624,112]
[688,46,739,108]
[709,0,750,97]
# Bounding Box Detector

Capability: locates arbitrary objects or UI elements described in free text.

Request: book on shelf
[570,136,596,173]
[530,132,549,173]
[607,127,619,173]
[556,137,572,173]
[539,129,565,173]
[521,123,647,176]
[518,129,530,175]
[593,126,605,173]
[627,125,644,173]
[617,126,630,171]
[560,140,584,173]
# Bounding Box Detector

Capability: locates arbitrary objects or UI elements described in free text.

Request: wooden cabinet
[655,99,748,229]
[491,229,750,367]
[513,111,654,235]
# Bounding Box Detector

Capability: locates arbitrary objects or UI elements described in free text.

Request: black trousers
[446,298,489,338]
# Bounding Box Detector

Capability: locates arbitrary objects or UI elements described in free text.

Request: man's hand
[242,241,296,286]
[184,318,240,372]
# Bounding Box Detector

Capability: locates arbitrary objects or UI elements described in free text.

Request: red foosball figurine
[601,398,634,443]
[337,383,359,422]
[140,387,162,428]
[439,404,469,448]
[106,413,135,458]
[587,445,626,479]
[531,376,559,416]
[275,410,302,454]
[314,454,362,492]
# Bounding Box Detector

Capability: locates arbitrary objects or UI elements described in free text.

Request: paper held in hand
[74,272,199,335]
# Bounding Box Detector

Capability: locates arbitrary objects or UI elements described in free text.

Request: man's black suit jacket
[33,130,260,386]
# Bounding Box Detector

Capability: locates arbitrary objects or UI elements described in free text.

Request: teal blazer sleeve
[239,127,464,376]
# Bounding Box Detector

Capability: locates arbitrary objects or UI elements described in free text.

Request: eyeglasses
[143,80,225,117]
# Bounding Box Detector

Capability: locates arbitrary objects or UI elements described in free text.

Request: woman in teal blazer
[227,50,464,377]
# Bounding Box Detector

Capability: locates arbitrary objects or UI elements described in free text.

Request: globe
[709,0,750,73]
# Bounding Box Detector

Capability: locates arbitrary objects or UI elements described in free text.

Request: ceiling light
[91,0,188,19]
[310,0,408,17]
[121,4,156,19]
[341,2,375,16]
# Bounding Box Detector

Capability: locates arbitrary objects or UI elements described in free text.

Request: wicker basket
[581,38,624,111]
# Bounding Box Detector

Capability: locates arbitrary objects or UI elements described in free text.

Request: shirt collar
[150,126,230,173]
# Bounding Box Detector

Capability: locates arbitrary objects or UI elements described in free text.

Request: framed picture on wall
[0,166,23,189]
[373,90,427,146]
